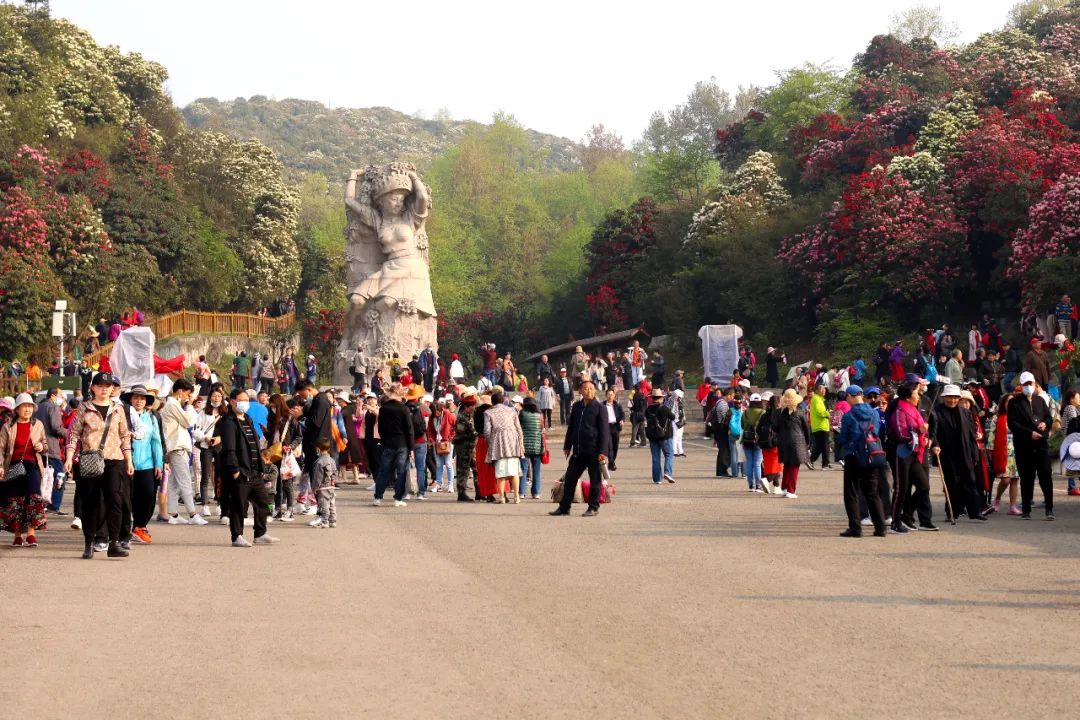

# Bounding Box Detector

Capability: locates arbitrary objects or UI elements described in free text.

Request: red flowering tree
[778,167,967,310]
[801,102,918,184]
[583,197,659,330]
[585,284,627,333]
[1009,173,1080,309]
[302,308,344,369]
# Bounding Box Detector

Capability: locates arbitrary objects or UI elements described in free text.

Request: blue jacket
[838,403,879,459]
[130,408,164,471]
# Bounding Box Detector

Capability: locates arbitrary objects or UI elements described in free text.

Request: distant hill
[181,96,582,181]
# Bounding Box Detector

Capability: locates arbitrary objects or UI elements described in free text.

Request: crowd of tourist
[2,305,1078,556]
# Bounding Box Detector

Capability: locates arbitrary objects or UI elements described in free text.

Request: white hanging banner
[697,325,742,383]
[109,326,157,389]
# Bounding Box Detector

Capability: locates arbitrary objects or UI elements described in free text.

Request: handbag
[540,416,550,465]
[436,441,451,455]
[280,452,301,480]
[79,409,114,479]
[4,435,30,482]
[266,420,288,464]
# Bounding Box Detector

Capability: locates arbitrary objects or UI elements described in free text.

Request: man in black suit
[602,388,624,471]
[555,367,574,425]
[1007,372,1056,520]
[550,380,611,517]
[297,379,331,481]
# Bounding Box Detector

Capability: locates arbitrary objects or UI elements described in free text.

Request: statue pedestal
[333,305,437,386]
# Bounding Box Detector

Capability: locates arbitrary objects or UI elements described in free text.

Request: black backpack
[645,407,672,441]
[756,412,777,449]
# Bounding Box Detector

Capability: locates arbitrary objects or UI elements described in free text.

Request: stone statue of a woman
[334,162,438,385]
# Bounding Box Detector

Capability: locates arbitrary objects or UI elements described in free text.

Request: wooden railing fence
[1,310,296,397]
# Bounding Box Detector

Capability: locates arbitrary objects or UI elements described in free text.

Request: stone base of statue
[331,162,438,387]
[332,298,438,386]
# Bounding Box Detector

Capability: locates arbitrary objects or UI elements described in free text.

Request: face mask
[235,400,250,415]
[1022,385,1035,397]
[54,397,65,407]
[211,401,221,408]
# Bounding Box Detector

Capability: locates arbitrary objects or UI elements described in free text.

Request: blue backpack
[729,409,743,439]
[857,420,888,468]
[925,363,938,384]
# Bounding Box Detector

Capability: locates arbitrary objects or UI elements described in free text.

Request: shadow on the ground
[959,663,1080,673]
[738,593,1080,610]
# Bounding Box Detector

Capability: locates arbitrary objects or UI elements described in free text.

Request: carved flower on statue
[363,309,380,328]
[378,337,396,357]
[397,298,417,315]
[416,231,429,251]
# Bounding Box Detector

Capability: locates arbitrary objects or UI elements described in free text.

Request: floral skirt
[0,463,48,533]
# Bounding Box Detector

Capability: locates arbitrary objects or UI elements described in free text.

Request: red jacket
[428,409,455,445]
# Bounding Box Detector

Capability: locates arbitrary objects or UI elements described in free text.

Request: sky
[51,0,1020,143]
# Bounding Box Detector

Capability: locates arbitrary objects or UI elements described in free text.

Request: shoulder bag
[79,409,114,479]
[3,428,32,482]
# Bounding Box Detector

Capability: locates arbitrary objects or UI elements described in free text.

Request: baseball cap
[749,393,762,402]
[91,372,114,386]
[864,386,881,396]
[846,385,864,396]
[1019,371,1035,385]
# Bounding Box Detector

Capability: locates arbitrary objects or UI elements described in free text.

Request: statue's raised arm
[344,168,380,230]
[404,170,430,228]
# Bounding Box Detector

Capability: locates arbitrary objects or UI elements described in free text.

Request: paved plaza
[4,426,1079,719]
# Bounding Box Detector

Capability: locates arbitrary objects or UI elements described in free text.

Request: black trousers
[199,447,215,504]
[558,395,572,425]
[79,460,124,544]
[810,430,831,467]
[843,459,886,534]
[715,428,730,476]
[131,468,157,529]
[559,453,601,512]
[941,460,983,518]
[542,409,553,428]
[1015,446,1053,515]
[893,454,933,526]
[228,477,270,540]
[118,470,133,542]
[608,426,621,466]
[858,465,892,521]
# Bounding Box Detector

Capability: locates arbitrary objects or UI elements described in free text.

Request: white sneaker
[92,541,108,552]
[201,505,211,517]
[405,493,415,500]
[232,536,252,548]
[308,517,327,528]
[188,513,209,525]
[167,515,189,525]
[860,517,873,527]
[416,494,426,500]
[371,498,382,506]
[365,483,376,491]
[328,521,337,528]
[785,492,798,499]
[280,511,294,522]
[253,534,280,544]
[70,517,82,530]
[303,506,318,516]
[219,515,230,525]
[394,500,407,508]
[216,505,223,517]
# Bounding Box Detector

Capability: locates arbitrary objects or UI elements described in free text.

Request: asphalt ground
[3,422,1079,719]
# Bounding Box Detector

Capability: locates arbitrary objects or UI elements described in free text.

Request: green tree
[747,64,853,156]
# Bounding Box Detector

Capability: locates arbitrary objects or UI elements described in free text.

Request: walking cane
[935,461,956,525]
